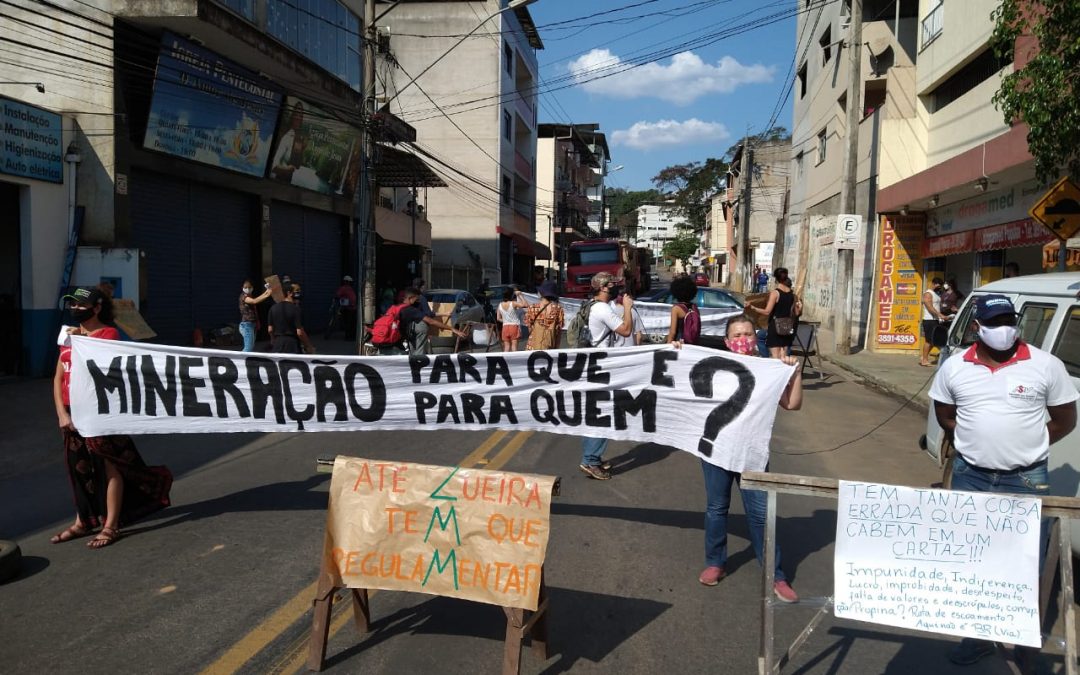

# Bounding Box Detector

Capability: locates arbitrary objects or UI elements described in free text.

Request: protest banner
[68,339,795,472]
[519,293,741,337]
[322,456,557,610]
[834,481,1042,647]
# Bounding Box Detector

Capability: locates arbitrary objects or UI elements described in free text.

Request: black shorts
[921,320,938,340]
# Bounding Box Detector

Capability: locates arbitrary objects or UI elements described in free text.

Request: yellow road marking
[269,430,536,675]
[203,429,525,675]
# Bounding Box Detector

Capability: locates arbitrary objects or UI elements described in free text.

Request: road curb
[820,354,931,416]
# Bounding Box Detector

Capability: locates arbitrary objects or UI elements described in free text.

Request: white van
[920,272,1080,549]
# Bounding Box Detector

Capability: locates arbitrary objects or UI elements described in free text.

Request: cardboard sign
[67,338,796,473]
[835,481,1041,647]
[323,457,557,610]
[112,299,157,340]
[265,274,285,303]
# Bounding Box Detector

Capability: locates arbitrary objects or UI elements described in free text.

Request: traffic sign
[1030,177,1080,241]
[835,214,862,249]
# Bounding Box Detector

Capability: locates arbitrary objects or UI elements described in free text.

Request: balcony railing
[920,0,943,51]
[515,94,535,128]
[514,151,533,182]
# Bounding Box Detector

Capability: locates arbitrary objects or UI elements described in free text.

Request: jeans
[239,321,255,352]
[581,437,609,466]
[951,454,1051,569]
[701,460,785,581]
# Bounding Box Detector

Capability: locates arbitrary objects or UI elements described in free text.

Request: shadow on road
[606,442,677,476]
[1,555,50,586]
[121,473,331,538]
[321,586,672,673]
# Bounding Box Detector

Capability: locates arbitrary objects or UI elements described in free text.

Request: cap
[63,287,104,307]
[538,280,558,299]
[974,294,1016,322]
[343,275,354,282]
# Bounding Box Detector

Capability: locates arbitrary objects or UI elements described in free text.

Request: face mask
[726,335,757,355]
[943,284,950,290]
[292,293,302,301]
[70,307,94,323]
[243,287,253,294]
[978,324,1019,351]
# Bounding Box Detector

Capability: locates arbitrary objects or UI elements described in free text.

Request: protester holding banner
[51,286,173,549]
[698,314,802,603]
[744,268,801,359]
[268,283,314,354]
[929,294,1078,666]
[578,272,636,480]
[524,281,564,351]
[238,279,272,352]
[665,275,700,344]
[498,288,528,352]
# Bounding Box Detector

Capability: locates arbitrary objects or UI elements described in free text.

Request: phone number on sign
[877,333,917,345]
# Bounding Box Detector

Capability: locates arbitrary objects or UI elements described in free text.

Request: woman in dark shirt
[268,283,315,354]
[238,279,272,352]
[745,267,802,358]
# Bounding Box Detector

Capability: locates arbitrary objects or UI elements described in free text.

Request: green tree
[605,187,662,240]
[662,232,701,270]
[651,159,727,232]
[992,1,1080,182]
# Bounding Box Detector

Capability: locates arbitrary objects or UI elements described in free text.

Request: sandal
[87,527,120,549]
[51,523,90,544]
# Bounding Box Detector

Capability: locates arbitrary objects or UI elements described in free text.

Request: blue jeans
[951,454,1051,568]
[239,321,255,352]
[581,437,609,466]
[702,460,785,581]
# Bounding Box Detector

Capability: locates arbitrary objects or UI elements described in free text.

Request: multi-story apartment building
[634,202,688,263]
[376,0,544,287]
[2,0,385,374]
[536,124,602,279]
[786,0,920,344]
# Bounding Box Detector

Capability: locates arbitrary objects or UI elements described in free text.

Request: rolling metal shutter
[131,172,254,345]
[270,201,345,329]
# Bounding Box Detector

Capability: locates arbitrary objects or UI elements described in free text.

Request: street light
[383,0,539,107]
[0,81,44,93]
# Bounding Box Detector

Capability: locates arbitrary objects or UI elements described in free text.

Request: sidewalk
[819,349,939,415]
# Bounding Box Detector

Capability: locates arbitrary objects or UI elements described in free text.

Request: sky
[526,0,799,191]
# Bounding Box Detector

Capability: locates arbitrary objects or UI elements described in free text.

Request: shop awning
[974,218,1054,250]
[497,227,550,260]
[375,144,447,188]
[921,231,973,258]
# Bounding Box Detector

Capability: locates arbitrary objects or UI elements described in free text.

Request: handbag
[773,316,795,336]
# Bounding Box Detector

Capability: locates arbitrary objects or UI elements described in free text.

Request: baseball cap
[974,294,1016,322]
[62,287,104,307]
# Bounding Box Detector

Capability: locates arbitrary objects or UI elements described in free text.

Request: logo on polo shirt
[1009,382,1038,402]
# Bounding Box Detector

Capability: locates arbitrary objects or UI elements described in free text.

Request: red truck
[565,239,643,298]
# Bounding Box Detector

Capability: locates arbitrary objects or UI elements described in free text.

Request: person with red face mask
[694,314,804,603]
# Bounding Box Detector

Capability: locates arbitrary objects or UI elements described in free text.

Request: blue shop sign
[144,32,283,176]
[0,96,63,183]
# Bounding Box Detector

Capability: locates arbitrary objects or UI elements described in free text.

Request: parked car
[425,289,484,350]
[692,272,710,287]
[919,272,1080,553]
[640,285,746,310]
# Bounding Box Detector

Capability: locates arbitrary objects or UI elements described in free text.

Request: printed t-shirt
[60,327,120,405]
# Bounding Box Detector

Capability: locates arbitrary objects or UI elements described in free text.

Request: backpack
[566,300,597,348]
[679,302,701,345]
[370,304,406,345]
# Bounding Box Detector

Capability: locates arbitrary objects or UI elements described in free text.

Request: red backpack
[679,302,701,344]
[371,304,407,345]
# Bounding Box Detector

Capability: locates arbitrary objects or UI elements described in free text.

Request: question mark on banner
[689,357,755,457]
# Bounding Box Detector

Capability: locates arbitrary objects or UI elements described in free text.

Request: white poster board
[834,481,1042,647]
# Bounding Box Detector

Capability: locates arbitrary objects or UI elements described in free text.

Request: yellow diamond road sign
[1031,177,1080,241]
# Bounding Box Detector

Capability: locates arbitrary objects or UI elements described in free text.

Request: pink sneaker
[773,580,799,603]
[699,566,726,586]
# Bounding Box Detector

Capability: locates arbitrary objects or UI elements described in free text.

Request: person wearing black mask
[268,283,315,354]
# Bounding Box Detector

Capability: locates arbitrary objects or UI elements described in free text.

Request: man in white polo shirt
[930,294,1078,666]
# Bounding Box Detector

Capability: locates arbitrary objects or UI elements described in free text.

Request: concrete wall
[380,1,538,274]
[0,0,116,375]
[535,136,556,271]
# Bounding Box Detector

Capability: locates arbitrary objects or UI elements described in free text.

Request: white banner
[835,481,1041,647]
[68,338,795,472]
[520,293,741,337]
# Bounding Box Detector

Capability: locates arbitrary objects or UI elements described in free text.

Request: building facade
[375,0,545,288]
[633,202,688,264]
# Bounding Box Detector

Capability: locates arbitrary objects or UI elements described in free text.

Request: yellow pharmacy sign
[1030,177,1080,241]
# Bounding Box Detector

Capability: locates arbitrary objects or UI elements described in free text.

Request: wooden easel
[305,561,551,674]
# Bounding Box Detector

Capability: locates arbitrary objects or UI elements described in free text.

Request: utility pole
[735,136,752,292]
[356,0,377,348]
[835,0,862,354]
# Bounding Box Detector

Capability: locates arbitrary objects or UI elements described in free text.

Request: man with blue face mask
[929,294,1078,666]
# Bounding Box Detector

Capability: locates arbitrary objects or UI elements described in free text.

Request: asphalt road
[0,362,1034,674]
